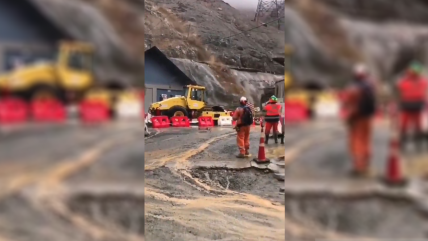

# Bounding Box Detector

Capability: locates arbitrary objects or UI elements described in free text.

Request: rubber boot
[265,134,269,144]
[274,133,278,144]
[414,132,425,152]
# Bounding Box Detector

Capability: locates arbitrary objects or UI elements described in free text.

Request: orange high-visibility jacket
[398,77,428,102]
[264,103,281,116]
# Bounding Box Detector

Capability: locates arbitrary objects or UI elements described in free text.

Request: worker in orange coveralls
[233,96,253,158]
[264,95,282,144]
[396,62,428,150]
[342,64,377,177]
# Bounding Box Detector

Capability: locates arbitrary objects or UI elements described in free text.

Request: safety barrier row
[0,98,68,124]
[0,98,122,125]
[149,116,216,129]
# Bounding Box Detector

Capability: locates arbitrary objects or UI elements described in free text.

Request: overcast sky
[223,0,259,10]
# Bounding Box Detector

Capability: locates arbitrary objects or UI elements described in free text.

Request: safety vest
[398,77,428,102]
[265,103,281,116]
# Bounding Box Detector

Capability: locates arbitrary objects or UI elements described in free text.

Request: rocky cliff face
[144,0,285,104]
[171,58,282,106]
[283,0,428,90]
[144,0,285,75]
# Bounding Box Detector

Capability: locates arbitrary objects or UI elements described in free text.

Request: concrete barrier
[314,101,340,118]
[115,101,142,119]
[218,116,233,126]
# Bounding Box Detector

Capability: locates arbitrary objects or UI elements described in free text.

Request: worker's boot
[236,153,246,158]
[274,133,278,144]
[280,135,284,144]
[265,134,269,144]
[414,132,425,152]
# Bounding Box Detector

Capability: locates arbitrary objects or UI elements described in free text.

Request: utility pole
[254,0,284,29]
[274,0,280,30]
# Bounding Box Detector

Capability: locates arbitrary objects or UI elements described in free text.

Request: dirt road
[143,122,344,241]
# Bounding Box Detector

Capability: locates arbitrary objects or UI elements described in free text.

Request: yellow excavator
[0,41,129,108]
[0,41,97,102]
[149,85,229,122]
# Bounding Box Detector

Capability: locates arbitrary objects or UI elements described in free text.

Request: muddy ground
[144,126,287,241]
[1,120,428,240]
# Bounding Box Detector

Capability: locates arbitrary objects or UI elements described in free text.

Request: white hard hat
[353,63,367,75]
[240,96,247,102]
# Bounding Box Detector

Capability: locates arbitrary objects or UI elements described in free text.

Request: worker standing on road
[233,97,254,158]
[264,95,282,144]
[396,62,428,150]
[343,64,377,176]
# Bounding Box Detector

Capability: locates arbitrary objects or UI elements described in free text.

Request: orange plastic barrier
[151,116,170,128]
[171,116,190,127]
[79,101,110,124]
[0,98,28,124]
[31,99,66,123]
[283,101,308,122]
[198,116,214,129]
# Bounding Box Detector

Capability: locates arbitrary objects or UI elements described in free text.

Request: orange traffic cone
[384,136,407,186]
[253,134,270,164]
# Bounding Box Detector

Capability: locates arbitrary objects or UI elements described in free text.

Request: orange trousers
[348,117,372,172]
[399,111,422,136]
[237,126,251,154]
[265,121,279,135]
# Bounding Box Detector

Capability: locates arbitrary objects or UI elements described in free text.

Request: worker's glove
[234,126,240,132]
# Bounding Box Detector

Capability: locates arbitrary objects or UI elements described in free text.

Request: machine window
[68,51,92,71]
[191,89,204,101]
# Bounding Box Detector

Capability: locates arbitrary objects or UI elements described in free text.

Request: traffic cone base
[253,134,270,164]
[383,137,408,187]
[382,177,408,187]
[253,157,270,164]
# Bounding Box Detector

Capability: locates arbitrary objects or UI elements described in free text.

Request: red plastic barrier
[151,116,170,128]
[0,98,28,124]
[171,116,190,127]
[198,116,214,128]
[283,101,308,122]
[31,99,65,123]
[79,101,110,124]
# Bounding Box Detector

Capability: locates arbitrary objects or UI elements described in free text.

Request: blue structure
[0,1,66,71]
[144,46,196,112]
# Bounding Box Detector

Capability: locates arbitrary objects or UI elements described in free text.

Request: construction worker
[264,95,282,144]
[396,62,428,149]
[343,64,377,176]
[232,96,254,158]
